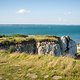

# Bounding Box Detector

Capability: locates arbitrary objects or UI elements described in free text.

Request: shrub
[8,46,15,53]
[12,34,28,37]
[0,34,6,38]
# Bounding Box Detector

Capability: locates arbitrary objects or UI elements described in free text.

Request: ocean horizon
[0,24,80,43]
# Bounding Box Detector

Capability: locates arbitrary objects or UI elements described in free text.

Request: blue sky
[0,0,80,24]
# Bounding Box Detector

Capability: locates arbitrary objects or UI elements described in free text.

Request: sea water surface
[0,24,80,43]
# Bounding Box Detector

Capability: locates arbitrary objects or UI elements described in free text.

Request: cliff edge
[0,35,77,57]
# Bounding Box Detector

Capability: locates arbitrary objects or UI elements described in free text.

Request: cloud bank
[16,9,31,14]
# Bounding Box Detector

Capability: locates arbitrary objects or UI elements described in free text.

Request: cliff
[0,35,77,57]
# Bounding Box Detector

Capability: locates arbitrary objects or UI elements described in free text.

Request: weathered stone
[54,44,61,56]
[68,39,77,57]
[26,73,37,79]
[37,42,41,48]
[0,35,77,57]
[52,76,62,80]
[38,46,45,55]
[37,41,61,56]
[60,36,77,57]
[60,36,67,52]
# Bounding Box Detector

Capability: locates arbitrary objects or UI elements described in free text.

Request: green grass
[0,50,80,80]
[0,35,59,44]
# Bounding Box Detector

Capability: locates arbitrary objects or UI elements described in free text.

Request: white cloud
[16,9,31,14]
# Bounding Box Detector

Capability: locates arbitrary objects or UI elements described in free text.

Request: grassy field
[0,50,80,80]
[0,35,59,43]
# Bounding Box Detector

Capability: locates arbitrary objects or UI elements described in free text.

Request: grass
[0,35,59,44]
[0,50,80,80]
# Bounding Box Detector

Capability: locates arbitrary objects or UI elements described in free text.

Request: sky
[0,0,80,25]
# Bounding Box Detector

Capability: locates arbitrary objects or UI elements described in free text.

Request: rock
[46,43,50,53]
[5,79,9,80]
[0,35,77,57]
[37,41,61,56]
[44,75,49,79]
[26,73,37,79]
[52,76,62,80]
[60,36,67,52]
[0,77,3,80]
[49,43,61,56]
[54,44,61,56]
[68,39,77,57]
[60,36,77,57]
[37,42,41,48]
[38,46,45,55]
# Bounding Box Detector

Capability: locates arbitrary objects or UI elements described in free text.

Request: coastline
[0,24,80,43]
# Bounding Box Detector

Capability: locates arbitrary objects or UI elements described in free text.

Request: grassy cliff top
[0,34,59,44]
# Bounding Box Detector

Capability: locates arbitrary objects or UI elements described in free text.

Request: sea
[0,24,80,43]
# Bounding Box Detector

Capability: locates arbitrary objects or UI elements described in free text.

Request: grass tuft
[0,51,80,80]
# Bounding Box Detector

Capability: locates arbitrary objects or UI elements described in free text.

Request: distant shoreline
[0,24,80,26]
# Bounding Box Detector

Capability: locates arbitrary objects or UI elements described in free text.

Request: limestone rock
[0,35,77,57]
[37,41,61,56]
[60,36,67,52]
[68,39,77,57]
[38,46,45,55]
[54,43,61,56]
[60,36,77,57]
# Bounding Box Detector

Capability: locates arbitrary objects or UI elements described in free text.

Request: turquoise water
[0,24,80,42]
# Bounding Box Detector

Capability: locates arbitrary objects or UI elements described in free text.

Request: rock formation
[60,36,77,57]
[0,35,77,57]
[37,42,61,56]
[37,36,77,57]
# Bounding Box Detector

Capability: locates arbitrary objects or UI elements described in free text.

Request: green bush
[0,34,6,38]
[12,34,28,37]
[1,40,10,45]
[8,46,15,53]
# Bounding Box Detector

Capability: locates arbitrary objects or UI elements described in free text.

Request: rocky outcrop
[0,36,77,57]
[0,41,37,54]
[37,42,61,56]
[60,36,77,57]
[37,36,77,57]
[68,39,77,56]
[15,43,36,54]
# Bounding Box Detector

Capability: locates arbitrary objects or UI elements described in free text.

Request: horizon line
[0,23,80,26]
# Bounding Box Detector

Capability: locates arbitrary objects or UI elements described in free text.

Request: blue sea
[0,24,80,43]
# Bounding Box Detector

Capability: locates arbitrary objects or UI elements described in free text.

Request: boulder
[38,46,46,55]
[60,36,77,57]
[37,41,61,56]
[54,43,61,56]
[60,36,67,52]
[68,39,77,57]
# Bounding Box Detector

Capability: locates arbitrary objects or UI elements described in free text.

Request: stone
[52,76,62,80]
[26,73,37,79]
[0,35,77,57]
[68,39,77,57]
[46,43,51,54]
[37,41,61,56]
[60,36,77,57]
[38,46,45,55]
[60,36,67,52]
[37,42,41,48]
[44,75,49,79]
[53,44,61,56]
[0,77,3,80]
